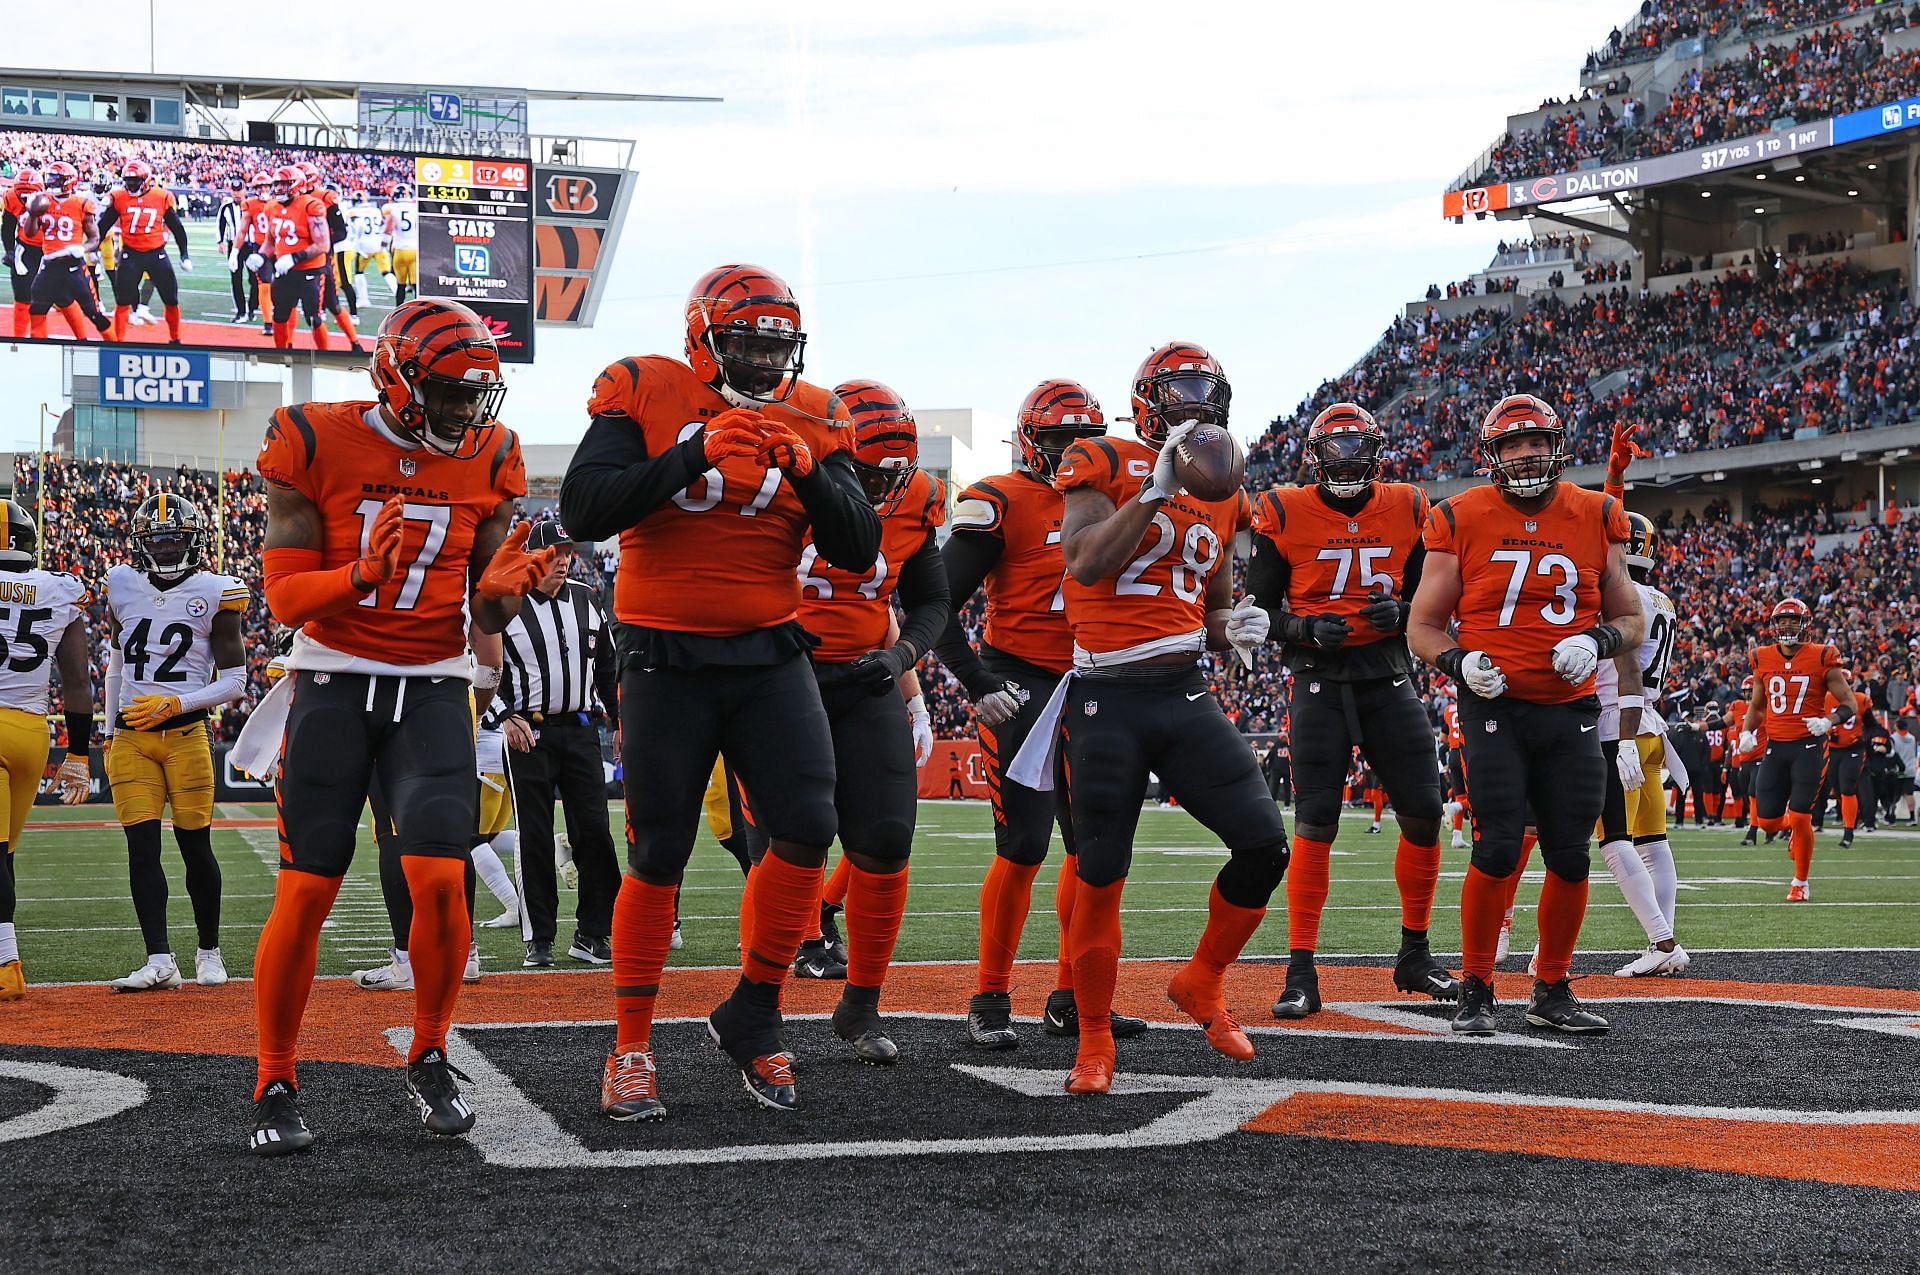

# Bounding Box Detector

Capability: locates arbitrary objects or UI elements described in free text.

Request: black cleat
[1450,974,1497,1036]
[820,902,848,966]
[248,1080,314,1156]
[1840,828,1855,848]
[1393,945,1460,1002]
[793,938,847,981]
[708,989,798,1111]
[1041,987,1148,1039]
[523,940,554,968]
[1764,831,1779,845]
[1740,829,1758,846]
[966,991,1019,1050]
[1525,978,1610,1034]
[405,1048,477,1135]
[832,986,899,1066]
[567,932,612,964]
[1270,966,1322,1019]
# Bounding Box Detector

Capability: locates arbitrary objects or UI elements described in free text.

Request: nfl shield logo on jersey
[400,458,418,478]
[1347,522,1358,534]
[1084,701,1098,717]
[1485,720,1498,733]
[1525,520,1538,532]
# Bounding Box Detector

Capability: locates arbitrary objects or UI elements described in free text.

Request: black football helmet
[0,498,36,568]
[131,493,208,582]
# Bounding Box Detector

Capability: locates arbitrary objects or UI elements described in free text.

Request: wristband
[1436,648,1467,680]
[473,663,502,691]
[1584,623,1624,658]
[65,712,92,756]
[906,693,928,717]
[1617,694,1644,710]
[1831,701,1854,725]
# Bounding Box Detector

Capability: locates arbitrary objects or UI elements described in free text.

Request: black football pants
[1456,692,1603,882]
[1287,672,1443,831]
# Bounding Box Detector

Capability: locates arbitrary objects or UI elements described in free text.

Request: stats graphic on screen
[0,126,534,362]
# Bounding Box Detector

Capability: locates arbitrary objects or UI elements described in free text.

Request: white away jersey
[346,200,386,255]
[105,565,248,721]
[383,200,418,249]
[0,569,89,715]
[1598,581,1678,739]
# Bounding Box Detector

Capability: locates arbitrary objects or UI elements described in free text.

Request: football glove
[908,694,934,767]
[244,252,264,273]
[122,694,184,731]
[10,245,27,276]
[274,254,295,277]
[1138,420,1197,505]
[756,423,815,477]
[847,646,908,697]
[700,407,770,467]
[178,256,193,273]
[1290,612,1351,649]
[1551,633,1601,683]
[1360,590,1408,634]
[227,250,239,271]
[1803,715,1833,737]
[354,495,406,588]
[1607,420,1651,483]
[1615,740,1645,792]
[1224,594,1268,668]
[56,754,91,805]
[1738,730,1759,754]
[477,522,559,599]
[1462,651,1507,698]
[973,681,1027,728]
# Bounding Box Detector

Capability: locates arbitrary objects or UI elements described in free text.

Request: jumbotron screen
[0,125,533,362]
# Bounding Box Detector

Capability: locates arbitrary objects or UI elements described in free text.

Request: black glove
[847,645,908,696]
[1360,592,1409,634]
[1286,612,1351,649]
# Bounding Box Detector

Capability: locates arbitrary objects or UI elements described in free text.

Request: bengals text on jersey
[799,468,945,663]
[585,355,852,635]
[1055,435,1249,661]
[1423,484,1631,703]
[948,470,1073,674]
[256,400,526,671]
[1750,642,1844,742]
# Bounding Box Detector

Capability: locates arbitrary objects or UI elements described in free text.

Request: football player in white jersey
[340,189,392,309]
[1591,511,1688,977]
[0,498,98,1000]
[381,185,418,305]
[102,494,251,992]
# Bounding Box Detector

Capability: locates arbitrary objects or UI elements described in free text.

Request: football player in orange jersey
[239,170,276,332]
[937,378,1149,1049]
[1731,675,1766,838]
[560,265,881,1118]
[1815,669,1865,848]
[24,163,111,340]
[302,163,365,353]
[1738,598,1857,900]
[2,167,47,337]
[246,298,555,1155]
[264,165,331,350]
[1024,342,1285,1095]
[96,159,192,344]
[1409,393,1641,1036]
[1442,695,1472,848]
[1247,402,1454,1020]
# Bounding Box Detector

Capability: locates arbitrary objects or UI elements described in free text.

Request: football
[1172,424,1244,502]
[24,191,52,234]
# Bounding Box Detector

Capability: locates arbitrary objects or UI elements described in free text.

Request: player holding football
[938,379,1149,1049]
[1408,394,1641,1035]
[560,265,880,1119]
[24,163,111,340]
[101,495,250,992]
[1027,342,1284,1095]
[246,298,554,1155]
[96,159,192,344]
[1246,402,1454,1019]
[1739,598,1857,901]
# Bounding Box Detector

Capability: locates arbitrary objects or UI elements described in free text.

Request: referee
[216,175,248,323]
[492,520,621,967]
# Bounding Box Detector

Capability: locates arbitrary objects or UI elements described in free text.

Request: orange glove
[355,494,406,589]
[701,407,770,466]
[122,694,184,730]
[1607,420,1651,482]
[477,522,558,599]
[755,422,815,477]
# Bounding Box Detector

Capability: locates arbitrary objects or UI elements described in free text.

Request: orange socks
[1533,871,1589,985]
[311,321,331,351]
[1186,881,1265,998]
[252,868,344,1098]
[611,875,679,1053]
[977,857,1042,994]
[1066,878,1125,1058]
[844,862,909,989]
[332,309,359,345]
[401,855,468,1062]
[164,305,182,342]
[1054,854,1080,991]
[272,317,294,348]
[1840,795,1859,831]
[1395,836,1442,932]
[1370,790,1387,821]
[1459,864,1508,982]
[822,856,851,909]
[1284,836,1332,952]
[740,852,822,985]
[1787,810,1815,881]
[113,306,130,342]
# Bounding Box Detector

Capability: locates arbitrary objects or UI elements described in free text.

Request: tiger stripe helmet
[272,166,301,201]
[1769,597,1810,647]
[371,299,506,458]
[1131,342,1229,445]
[1016,379,1105,480]
[685,264,807,408]
[1306,402,1385,498]
[1479,393,1568,497]
[122,158,153,195]
[837,379,918,513]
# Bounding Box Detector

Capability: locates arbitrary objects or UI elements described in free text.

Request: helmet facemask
[405,364,506,457]
[1485,428,1565,498]
[705,318,806,407]
[1137,370,1230,445]
[1312,432,1382,499]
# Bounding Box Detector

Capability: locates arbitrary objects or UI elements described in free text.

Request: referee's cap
[527,519,574,552]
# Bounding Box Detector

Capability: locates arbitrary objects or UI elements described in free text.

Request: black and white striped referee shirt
[494,579,615,720]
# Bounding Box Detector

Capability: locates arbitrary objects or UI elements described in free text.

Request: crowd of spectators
[1584,0,1901,75]
[1426,276,1523,300]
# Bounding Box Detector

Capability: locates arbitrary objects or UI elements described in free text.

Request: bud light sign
[99,350,211,406]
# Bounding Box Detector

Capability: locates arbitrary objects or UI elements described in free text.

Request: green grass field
[14,800,1919,986]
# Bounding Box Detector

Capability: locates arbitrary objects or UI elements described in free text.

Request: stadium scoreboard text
[414,156,534,359]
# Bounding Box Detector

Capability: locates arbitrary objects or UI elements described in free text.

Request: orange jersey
[587,356,852,635]
[798,469,945,663]
[1055,435,1249,660]
[949,470,1072,673]
[1827,685,1863,747]
[110,186,174,252]
[1250,481,1429,647]
[1732,723,1767,765]
[38,194,91,256]
[257,400,526,667]
[3,188,44,247]
[1444,702,1463,748]
[243,195,272,247]
[267,193,327,263]
[1705,727,1726,761]
[1750,643,1843,742]
[1423,483,1630,704]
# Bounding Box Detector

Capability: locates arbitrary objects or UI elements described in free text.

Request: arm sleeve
[95,202,118,237]
[556,413,708,543]
[592,597,618,713]
[792,450,882,572]
[177,665,248,713]
[932,530,1005,699]
[1245,533,1292,630]
[2,210,16,257]
[104,644,122,734]
[262,546,369,626]
[165,206,188,257]
[890,533,951,667]
[1401,541,1427,599]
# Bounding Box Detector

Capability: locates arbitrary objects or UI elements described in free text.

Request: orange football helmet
[295,161,321,196]
[11,168,40,195]
[1131,342,1229,445]
[42,162,78,195]
[371,299,506,458]
[685,264,806,408]
[1016,379,1105,479]
[122,159,153,195]
[1479,393,1567,497]
[1306,402,1385,498]
[272,165,301,201]
[1769,597,1810,647]
[248,170,272,194]
[837,379,918,513]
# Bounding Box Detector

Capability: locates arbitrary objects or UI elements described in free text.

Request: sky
[1,1,1615,466]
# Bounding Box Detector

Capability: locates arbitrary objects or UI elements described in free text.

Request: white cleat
[1659,942,1690,975]
[465,940,482,984]
[1451,831,1468,849]
[1615,942,1689,978]
[195,947,229,987]
[133,305,157,325]
[479,907,520,929]
[111,959,183,992]
[1495,918,1512,964]
[350,952,413,991]
[1524,945,1538,977]
[670,921,684,951]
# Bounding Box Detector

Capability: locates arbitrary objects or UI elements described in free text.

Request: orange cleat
[1167,967,1256,1062]
[1065,1055,1113,1095]
[1786,883,1809,903]
[601,1050,665,1122]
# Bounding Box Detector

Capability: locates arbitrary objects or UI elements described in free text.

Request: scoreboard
[415,156,536,361]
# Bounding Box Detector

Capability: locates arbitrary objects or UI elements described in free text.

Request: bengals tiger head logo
[544,176,599,215]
